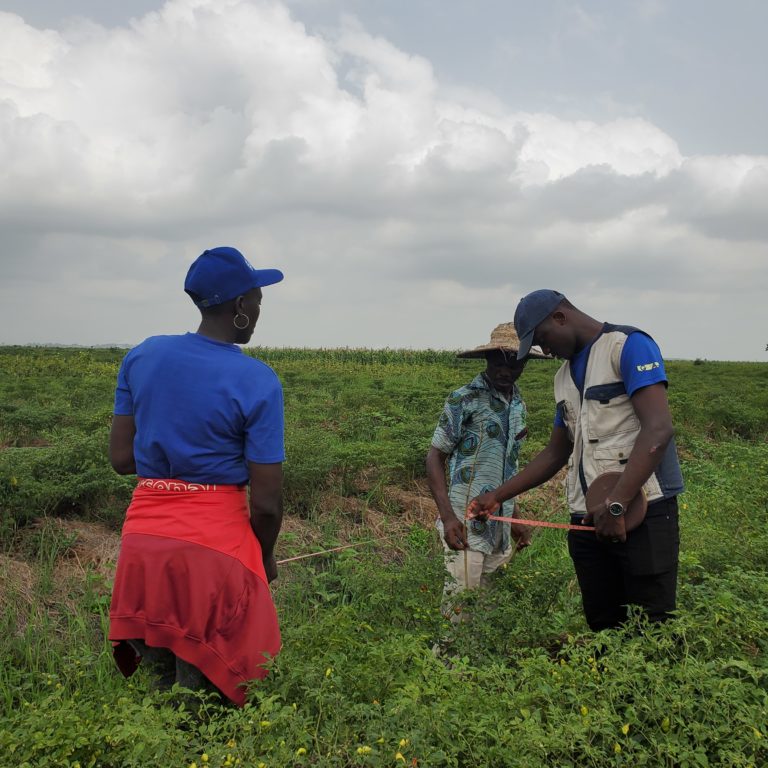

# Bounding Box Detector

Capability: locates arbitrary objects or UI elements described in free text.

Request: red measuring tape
[275,516,594,566]
[482,514,595,532]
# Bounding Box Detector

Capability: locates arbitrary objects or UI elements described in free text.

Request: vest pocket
[592,444,632,471]
[592,445,663,500]
[584,384,639,441]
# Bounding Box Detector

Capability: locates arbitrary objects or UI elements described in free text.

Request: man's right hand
[442,514,467,550]
[467,491,501,520]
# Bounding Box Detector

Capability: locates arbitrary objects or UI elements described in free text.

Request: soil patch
[52,519,121,578]
[0,554,35,612]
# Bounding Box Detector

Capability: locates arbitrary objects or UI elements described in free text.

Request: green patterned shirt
[432,373,528,554]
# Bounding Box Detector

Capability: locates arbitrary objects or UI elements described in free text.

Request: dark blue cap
[184,247,283,308]
[514,289,566,358]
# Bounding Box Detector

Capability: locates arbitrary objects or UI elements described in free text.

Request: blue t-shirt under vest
[554,329,667,428]
[114,333,285,484]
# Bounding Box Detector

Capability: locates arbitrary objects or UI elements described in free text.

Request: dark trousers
[127,640,219,696]
[567,497,680,631]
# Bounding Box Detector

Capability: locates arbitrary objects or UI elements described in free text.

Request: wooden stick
[462,421,486,589]
[276,540,375,565]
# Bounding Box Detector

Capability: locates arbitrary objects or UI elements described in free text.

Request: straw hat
[457,322,549,359]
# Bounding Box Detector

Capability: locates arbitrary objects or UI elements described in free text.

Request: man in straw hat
[426,323,546,617]
[469,291,684,631]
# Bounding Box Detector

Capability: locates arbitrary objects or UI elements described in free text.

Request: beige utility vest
[554,329,667,514]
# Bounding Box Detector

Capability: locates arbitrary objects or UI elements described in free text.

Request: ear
[551,309,567,326]
[234,295,246,315]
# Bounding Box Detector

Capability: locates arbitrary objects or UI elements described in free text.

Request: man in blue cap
[470,290,684,631]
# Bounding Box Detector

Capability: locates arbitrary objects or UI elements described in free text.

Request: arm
[109,414,137,475]
[585,383,674,542]
[249,461,283,582]
[426,446,466,550]
[587,333,676,540]
[469,426,573,516]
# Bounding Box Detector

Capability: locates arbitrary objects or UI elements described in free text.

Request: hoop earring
[233,312,250,330]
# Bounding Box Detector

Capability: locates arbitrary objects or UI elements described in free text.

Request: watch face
[609,502,624,517]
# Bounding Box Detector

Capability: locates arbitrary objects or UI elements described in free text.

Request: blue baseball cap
[514,289,566,358]
[184,247,284,308]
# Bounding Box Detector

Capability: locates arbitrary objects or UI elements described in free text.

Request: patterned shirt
[432,373,527,555]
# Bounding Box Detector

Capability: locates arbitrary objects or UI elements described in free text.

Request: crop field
[0,346,767,767]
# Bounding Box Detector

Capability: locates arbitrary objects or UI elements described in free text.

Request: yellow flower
[621,723,630,735]
[376,738,385,744]
[257,763,267,768]
[754,728,763,739]
[580,705,588,716]
[398,739,409,748]
[325,667,333,677]
[227,739,236,748]
[395,753,406,762]
[614,743,622,754]
[661,717,670,732]
[201,755,209,764]
[296,747,307,756]
[189,763,198,768]
[260,721,271,729]
[356,746,372,755]
[10,476,17,486]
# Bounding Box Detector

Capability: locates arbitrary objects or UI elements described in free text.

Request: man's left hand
[584,500,627,544]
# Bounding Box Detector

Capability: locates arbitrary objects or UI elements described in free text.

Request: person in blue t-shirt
[470,290,684,631]
[108,247,286,703]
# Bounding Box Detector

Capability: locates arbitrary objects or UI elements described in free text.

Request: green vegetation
[0,345,767,767]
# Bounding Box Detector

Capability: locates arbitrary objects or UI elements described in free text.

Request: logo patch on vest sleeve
[636,361,660,372]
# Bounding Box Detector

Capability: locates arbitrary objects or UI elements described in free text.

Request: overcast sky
[0,0,766,360]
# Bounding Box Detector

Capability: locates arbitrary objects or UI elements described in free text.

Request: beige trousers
[442,543,514,595]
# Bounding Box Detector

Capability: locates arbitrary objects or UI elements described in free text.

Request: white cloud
[0,0,765,360]
[515,114,682,183]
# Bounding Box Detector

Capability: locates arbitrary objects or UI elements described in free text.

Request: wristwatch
[608,501,625,517]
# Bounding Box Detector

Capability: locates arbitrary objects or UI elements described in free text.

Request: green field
[1,346,767,767]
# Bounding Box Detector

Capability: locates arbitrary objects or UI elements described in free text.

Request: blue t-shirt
[114,333,285,484]
[554,330,667,428]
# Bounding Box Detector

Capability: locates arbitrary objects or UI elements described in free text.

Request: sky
[0,0,766,360]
